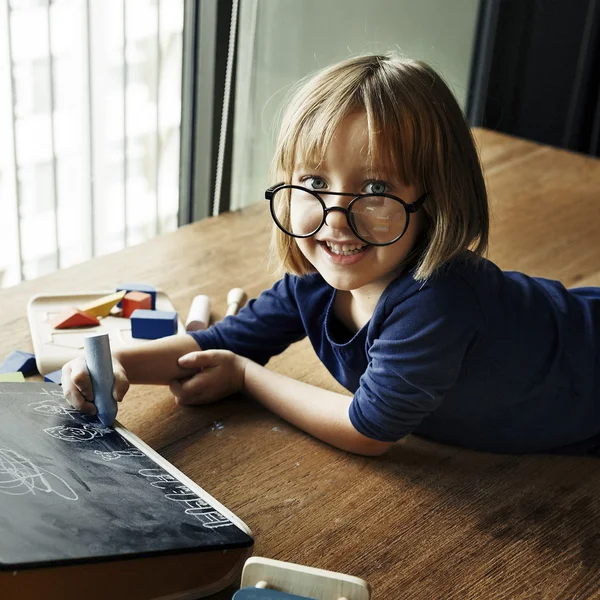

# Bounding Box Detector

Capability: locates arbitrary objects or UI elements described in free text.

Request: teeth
[325,242,367,256]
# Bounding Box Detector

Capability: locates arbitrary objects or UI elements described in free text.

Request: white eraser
[185,295,211,331]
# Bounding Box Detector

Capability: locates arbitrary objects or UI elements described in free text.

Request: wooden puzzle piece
[237,557,370,600]
[131,309,178,340]
[44,369,63,385]
[0,350,37,375]
[116,283,157,309]
[51,308,100,329]
[226,288,247,316]
[186,295,211,331]
[0,372,26,382]
[122,291,153,318]
[78,291,127,318]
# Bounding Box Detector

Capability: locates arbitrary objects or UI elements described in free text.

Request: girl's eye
[366,181,388,195]
[303,176,327,190]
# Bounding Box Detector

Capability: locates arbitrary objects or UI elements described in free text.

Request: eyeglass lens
[271,187,408,244]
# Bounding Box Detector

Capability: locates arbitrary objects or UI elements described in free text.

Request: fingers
[170,350,244,406]
[169,371,219,406]
[62,358,96,415]
[112,362,130,402]
[177,350,214,369]
[62,357,130,415]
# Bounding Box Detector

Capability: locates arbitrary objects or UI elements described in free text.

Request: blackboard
[0,382,253,570]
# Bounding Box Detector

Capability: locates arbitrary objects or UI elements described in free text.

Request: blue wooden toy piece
[0,350,38,376]
[116,283,157,309]
[130,309,178,340]
[233,589,313,600]
[43,369,62,385]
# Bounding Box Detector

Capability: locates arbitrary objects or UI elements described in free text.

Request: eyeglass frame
[265,182,428,247]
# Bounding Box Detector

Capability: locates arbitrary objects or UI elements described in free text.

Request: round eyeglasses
[265,183,427,246]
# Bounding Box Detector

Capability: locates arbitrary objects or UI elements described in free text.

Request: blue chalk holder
[84,333,118,426]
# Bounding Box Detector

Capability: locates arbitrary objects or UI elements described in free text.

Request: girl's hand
[61,356,130,415]
[169,350,247,405]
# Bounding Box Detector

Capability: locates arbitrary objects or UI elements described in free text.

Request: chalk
[226,288,247,317]
[185,295,211,331]
[84,333,118,427]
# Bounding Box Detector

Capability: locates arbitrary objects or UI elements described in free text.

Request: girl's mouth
[319,241,371,264]
[323,241,368,256]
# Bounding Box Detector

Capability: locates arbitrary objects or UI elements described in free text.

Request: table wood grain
[1,129,600,599]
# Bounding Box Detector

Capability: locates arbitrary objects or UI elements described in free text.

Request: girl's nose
[323,206,350,230]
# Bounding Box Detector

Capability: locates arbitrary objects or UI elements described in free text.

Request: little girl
[63,54,600,456]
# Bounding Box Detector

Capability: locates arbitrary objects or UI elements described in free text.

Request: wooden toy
[234,557,371,600]
[0,381,253,600]
[130,309,178,340]
[185,294,211,331]
[0,372,26,382]
[51,308,100,329]
[116,283,157,309]
[226,288,247,316]
[78,291,127,318]
[0,350,37,376]
[43,369,62,384]
[27,291,185,375]
[122,291,152,318]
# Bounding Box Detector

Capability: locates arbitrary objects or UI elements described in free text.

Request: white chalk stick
[185,294,211,331]
[84,333,117,427]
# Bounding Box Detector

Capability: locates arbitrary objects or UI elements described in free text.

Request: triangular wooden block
[78,290,127,318]
[51,308,100,329]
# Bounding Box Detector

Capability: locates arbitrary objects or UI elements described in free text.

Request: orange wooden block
[122,291,153,318]
[51,308,100,329]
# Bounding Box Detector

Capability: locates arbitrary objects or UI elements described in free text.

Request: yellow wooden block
[78,290,127,318]
[0,372,26,382]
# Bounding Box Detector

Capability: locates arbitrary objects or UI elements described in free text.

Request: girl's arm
[114,334,201,384]
[243,359,393,456]
[174,350,393,457]
[62,334,202,415]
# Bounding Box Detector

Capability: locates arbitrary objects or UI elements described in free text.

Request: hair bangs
[361,74,420,188]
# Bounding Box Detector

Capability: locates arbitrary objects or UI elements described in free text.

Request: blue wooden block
[44,369,63,385]
[0,350,38,376]
[116,283,157,309]
[233,589,314,600]
[130,309,177,340]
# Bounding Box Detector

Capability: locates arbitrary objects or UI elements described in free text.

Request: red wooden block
[51,308,100,329]
[122,291,153,318]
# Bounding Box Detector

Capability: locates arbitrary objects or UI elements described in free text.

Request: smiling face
[291,111,424,297]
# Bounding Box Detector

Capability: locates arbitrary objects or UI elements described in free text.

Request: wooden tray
[27,291,185,375]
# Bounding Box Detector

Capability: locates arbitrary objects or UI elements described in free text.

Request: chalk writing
[44,424,111,442]
[139,469,231,529]
[28,399,79,419]
[94,449,144,461]
[0,448,78,500]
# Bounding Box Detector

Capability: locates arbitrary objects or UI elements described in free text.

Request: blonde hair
[269,53,489,281]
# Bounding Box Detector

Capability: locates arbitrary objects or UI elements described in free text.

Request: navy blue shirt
[189,254,600,454]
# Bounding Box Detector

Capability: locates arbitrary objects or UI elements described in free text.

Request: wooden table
[2,128,600,599]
